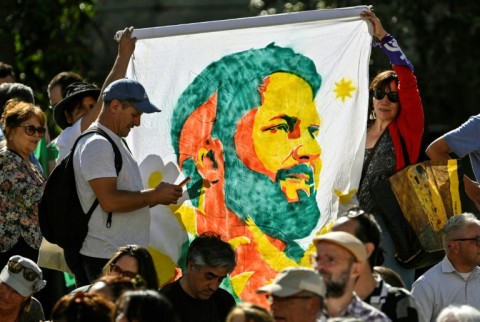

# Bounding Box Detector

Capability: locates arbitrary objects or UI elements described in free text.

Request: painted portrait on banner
[126,6,371,305]
[170,44,322,302]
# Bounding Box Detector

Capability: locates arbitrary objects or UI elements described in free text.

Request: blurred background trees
[1,0,479,148]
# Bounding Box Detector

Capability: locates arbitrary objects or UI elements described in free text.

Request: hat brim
[53,89,100,129]
[257,283,300,297]
[130,100,161,114]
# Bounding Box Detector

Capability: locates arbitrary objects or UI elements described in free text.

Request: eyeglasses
[453,236,480,246]
[373,89,399,103]
[267,294,314,304]
[21,124,46,137]
[8,260,40,281]
[109,263,137,279]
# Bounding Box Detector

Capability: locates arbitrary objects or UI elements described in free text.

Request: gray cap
[0,255,47,297]
[257,267,326,297]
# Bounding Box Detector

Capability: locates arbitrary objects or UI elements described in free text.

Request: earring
[369,110,376,120]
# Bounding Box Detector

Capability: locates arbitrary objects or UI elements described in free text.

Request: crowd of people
[1,8,480,322]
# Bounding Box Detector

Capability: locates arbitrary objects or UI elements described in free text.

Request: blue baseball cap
[103,78,160,114]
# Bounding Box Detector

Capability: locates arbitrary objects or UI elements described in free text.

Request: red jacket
[388,64,424,172]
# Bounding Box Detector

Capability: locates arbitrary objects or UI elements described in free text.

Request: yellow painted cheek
[254,130,289,172]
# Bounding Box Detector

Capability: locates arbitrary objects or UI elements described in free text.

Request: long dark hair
[102,245,159,289]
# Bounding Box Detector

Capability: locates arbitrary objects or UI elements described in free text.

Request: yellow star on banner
[333,78,356,102]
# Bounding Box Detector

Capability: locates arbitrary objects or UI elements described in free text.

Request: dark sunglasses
[8,260,40,281]
[373,89,399,103]
[454,236,480,246]
[21,124,46,137]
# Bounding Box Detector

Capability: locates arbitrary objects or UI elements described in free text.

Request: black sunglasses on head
[373,89,399,103]
[8,260,40,281]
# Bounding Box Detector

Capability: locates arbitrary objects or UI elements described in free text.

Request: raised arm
[362,9,414,71]
[80,27,136,132]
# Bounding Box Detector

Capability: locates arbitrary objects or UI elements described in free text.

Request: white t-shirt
[73,123,150,258]
[55,119,82,164]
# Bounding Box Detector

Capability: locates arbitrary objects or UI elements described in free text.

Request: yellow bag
[372,159,477,268]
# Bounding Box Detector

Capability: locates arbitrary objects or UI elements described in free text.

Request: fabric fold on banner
[126,6,372,305]
[115,5,370,40]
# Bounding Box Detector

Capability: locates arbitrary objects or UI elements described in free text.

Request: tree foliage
[1,0,480,137]
[0,0,98,135]
[249,0,480,135]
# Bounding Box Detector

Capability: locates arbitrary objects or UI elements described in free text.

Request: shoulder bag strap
[74,128,123,228]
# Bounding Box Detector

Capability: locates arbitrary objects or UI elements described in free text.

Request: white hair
[436,305,480,322]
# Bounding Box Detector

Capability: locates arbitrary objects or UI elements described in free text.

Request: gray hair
[436,304,480,322]
[186,232,236,273]
[443,213,480,248]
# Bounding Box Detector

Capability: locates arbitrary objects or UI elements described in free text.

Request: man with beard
[313,231,390,321]
[171,44,322,303]
[332,207,419,322]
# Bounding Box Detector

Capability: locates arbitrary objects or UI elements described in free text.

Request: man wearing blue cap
[72,77,183,282]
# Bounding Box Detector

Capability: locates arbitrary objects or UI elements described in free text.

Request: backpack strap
[72,127,123,229]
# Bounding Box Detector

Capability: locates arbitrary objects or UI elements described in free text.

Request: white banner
[125,6,372,304]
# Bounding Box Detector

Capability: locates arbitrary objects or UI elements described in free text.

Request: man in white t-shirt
[73,78,183,283]
[52,27,137,286]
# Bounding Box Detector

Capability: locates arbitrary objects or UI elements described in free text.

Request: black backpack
[39,128,122,251]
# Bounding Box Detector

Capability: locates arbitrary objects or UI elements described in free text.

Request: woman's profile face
[372,79,399,123]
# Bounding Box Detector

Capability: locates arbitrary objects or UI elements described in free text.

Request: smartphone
[179,176,191,187]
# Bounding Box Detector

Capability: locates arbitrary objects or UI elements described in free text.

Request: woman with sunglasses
[0,99,47,268]
[357,10,424,289]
